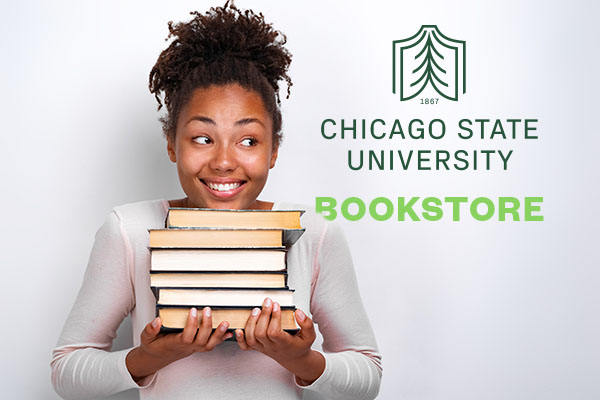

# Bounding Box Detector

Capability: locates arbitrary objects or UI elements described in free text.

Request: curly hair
[148,1,293,146]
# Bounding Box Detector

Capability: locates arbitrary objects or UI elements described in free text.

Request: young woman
[51,4,382,399]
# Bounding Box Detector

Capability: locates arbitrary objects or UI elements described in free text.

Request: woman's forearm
[277,349,326,385]
[52,347,139,399]
[125,346,173,382]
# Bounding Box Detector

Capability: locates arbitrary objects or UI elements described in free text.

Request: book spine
[158,327,300,335]
[157,304,297,310]
[149,271,288,275]
[153,286,295,292]
[156,305,299,334]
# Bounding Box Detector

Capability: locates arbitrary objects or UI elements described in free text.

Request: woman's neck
[167,198,274,210]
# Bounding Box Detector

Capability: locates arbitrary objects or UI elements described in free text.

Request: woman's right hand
[126,307,232,382]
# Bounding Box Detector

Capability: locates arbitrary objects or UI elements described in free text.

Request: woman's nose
[208,143,237,172]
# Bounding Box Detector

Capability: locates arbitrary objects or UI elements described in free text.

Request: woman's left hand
[235,298,326,385]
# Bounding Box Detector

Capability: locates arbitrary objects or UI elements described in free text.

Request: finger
[255,298,274,345]
[194,307,212,345]
[244,307,262,349]
[235,329,249,350]
[267,302,284,342]
[203,321,230,351]
[141,317,161,344]
[180,308,199,344]
[295,309,316,342]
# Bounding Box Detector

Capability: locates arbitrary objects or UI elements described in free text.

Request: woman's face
[167,84,278,210]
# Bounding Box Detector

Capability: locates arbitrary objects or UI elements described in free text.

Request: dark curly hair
[149,1,292,147]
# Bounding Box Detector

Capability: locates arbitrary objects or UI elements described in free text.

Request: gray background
[1,0,599,399]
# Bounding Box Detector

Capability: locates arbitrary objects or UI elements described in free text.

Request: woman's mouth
[201,179,246,197]
[206,181,241,191]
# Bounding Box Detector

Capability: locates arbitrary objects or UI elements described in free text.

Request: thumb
[142,317,161,343]
[295,309,315,341]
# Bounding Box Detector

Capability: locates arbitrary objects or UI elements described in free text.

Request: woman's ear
[269,142,279,169]
[167,136,177,163]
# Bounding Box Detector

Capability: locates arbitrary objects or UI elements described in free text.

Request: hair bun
[150,2,292,112]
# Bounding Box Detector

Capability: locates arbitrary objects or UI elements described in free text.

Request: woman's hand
[235,298,325,385]
[126,307,232,382]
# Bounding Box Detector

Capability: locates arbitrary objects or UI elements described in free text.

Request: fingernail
[225,333,233,340]
[191,307,197,318]
[252,307,260,316]
[151,318,158,328]
[264,298,272,307]
[273,302,280,312]
[204,307,211,317]
[220,322,229,332]
[236,330,243,337]
[297,309,306,322]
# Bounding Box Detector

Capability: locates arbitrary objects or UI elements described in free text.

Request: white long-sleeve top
[51,199,382,399]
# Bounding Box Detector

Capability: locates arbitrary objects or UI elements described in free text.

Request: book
[157,306,299,331]
[150,271,287,288]
[150,249,287,272]
[154,287,295,307]
[167,208,303,229]
[149,228,304,248]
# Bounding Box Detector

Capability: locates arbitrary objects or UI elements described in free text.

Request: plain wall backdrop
[1,1,599,399]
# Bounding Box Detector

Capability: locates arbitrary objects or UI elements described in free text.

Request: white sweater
[51,199,382,399]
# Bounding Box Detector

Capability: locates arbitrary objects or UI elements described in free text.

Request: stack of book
[149,207,305,333]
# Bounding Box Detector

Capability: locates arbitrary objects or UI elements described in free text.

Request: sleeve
[296,221,383,399]
[51,211,156,399]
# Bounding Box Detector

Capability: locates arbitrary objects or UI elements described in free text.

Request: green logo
[393,26,466,101]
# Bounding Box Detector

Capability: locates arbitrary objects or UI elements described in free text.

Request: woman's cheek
[179,151,203,175]
[242,153,271,176]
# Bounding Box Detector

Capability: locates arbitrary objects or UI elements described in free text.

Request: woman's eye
[240,138,257,147]
[193,136,211,145]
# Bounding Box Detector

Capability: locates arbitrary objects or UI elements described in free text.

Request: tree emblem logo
[393,25,466,101]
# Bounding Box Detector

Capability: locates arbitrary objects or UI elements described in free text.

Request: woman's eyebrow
[235,117,265,127]
[186,115,215,125]
[185,116,264,127]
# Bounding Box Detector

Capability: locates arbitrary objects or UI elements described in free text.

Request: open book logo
[393,26,466,101]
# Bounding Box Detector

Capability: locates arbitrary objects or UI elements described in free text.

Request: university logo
[393,25,466,101]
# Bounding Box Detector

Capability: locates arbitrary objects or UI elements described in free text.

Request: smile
[200,179,246,198]
[206,181,241,192]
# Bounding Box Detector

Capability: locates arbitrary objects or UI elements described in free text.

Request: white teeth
[207,182,240,192]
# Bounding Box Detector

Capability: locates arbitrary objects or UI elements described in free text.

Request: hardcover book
[167,208,304,229]
[149,228,305,248]
[150,248,287,272]
[154,287,295,307]
[150,271,287,288]
[158,306,299,331]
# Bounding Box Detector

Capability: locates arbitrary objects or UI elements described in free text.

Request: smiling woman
[51,3,381,400]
